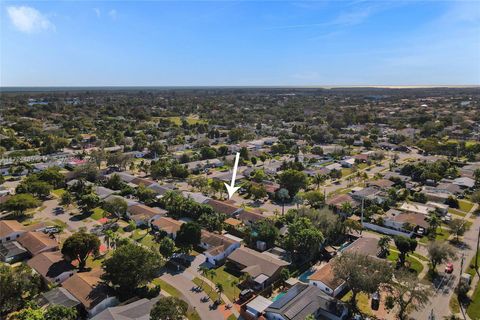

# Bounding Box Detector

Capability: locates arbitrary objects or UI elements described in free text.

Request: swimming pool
[272,292,286,302]
[298,269,315,283]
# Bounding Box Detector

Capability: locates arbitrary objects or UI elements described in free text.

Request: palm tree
[230,279,239,301]
[215,283,224,304]
[429,214,440,237]
[377,236,391,257]
[197,266,210,289]
[340,202,353,215]
[277,188,289,215]
[104,229,114,249]
[312,174,325,189]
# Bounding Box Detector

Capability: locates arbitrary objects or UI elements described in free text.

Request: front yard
[208,265,240,301]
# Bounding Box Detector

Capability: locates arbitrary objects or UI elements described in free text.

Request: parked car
[238,289,254,302]
[416,227,425,236]
[445,262,454,274]
[43,227,60,234]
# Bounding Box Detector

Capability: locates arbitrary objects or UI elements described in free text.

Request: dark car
[238,289,254,302]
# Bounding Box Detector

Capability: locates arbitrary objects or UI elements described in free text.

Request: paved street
[160,272,225,320]
[411,206,480,320]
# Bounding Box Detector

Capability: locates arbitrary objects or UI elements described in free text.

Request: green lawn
[209,266,240,301]
[51,188,66,198]
[467,281,480,319]
[341,168,353,177]
[131,229,158,249]
[466,251,480,278]
[152,278,182,298]
[187,310,202,320]
[459,200,474,213]
[448,208,467,217]
[341,291,373,316]
[419,227,452,244]
[449,295,460,314]
[49,219,68,229]
[192,277,223,303]
[387,250,424,275]
[166,116,207,125]
[91,207,106,220]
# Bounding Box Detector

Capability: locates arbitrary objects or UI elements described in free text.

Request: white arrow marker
[224,152,240,199]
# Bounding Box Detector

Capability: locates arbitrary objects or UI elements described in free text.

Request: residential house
[200,231,241,266]
[206,199,243,217]
[264,283,349,320]
[182,191,211,204]
[244,295,273,319]
[0,220,26,243]
[343,237,380,258]
[326,194,359,215]
[453,177,475,189]
[350,187,386,204]
[91,297,161,320]
[309,262,346,297]
[27,251,76,284]
[237,210,267,226]
[383,209,429,234]
[227,246,289,290]
[399,202,434,216]
[367,179,395,190]
[38,287,81,309]
[0,241,29,263]
[340,158,356,168]
[126,204,166,226]
[62,269,118,317]
[151,217,184,239]
[95,186,116,200]
[17,231,59,256]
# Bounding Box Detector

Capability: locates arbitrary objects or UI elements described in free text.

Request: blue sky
[1,0,479,86]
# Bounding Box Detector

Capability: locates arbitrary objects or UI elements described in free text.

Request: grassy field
[341,291,373,316]
[51,188,66,198]
[449,295,461,314]
[187,310,202,320]
[466,250,480,278]
[91,207,106,220]
[419,226,452,244]
[467,282,480,319]
[209,266,240,301]
[387,250,424,275]
[166,116,207,125]
[448,208,467,217]
[152,278,182,298]
[458,200,474,213]
[131,230,159,250]
[192,277,223,303]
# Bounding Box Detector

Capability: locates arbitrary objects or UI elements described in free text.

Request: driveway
[160,272,225,320]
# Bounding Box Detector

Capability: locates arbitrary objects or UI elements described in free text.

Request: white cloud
[108,9,117,20]
[93,8,101,18]
[6,6,54,33]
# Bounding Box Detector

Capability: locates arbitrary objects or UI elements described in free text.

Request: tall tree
[449,219,469,242]
[386,271,430,320]
[0,263,42,316]
[102,243,163,299]
[393,235,417,266]
[175,222,201,252]
[2,194,40,216]
[61,231,100,270]
[150,297,188,320]
[332,252,393,310]
[427,241,457,272]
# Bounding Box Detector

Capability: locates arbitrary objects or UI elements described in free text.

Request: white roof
[399,202,433,215]
[247,295,272,313]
